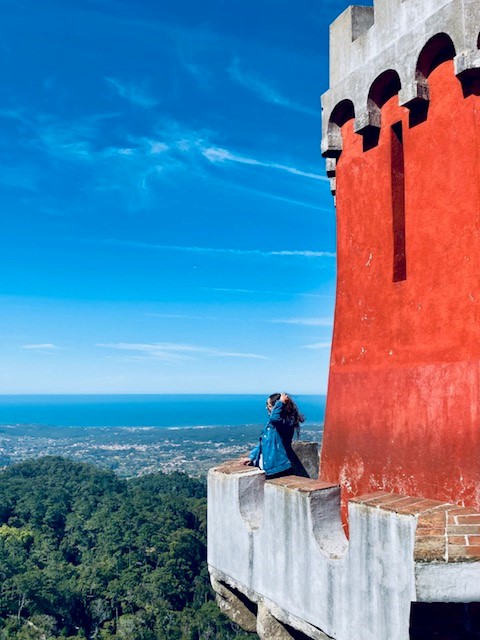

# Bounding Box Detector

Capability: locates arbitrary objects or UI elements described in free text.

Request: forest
[0,457,253,639]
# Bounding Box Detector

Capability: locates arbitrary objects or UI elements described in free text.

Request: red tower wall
[320,61,480,516]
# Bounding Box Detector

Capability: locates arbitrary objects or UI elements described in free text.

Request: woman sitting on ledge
[240,393,305,478]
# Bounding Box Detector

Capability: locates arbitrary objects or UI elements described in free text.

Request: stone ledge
[267,477,339,493]
[208,470,480,638]
[209,567,334,640]
[351,491,480,563]
[213,460,259,475]
[213,440,320,479]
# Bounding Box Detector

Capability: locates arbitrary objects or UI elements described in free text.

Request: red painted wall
[320,61,480,518]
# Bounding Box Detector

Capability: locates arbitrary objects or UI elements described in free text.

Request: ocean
[0,394,326,428]
[0,395,326,477]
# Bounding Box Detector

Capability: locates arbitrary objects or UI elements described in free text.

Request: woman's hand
[280,392,289,403]
[239,457,251,465]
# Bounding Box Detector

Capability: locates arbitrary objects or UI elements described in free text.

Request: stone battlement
[322,0,480,158]
[208,464,480,639]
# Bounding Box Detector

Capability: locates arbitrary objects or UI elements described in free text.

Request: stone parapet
[321,0,480,157]
[208,465,480,639]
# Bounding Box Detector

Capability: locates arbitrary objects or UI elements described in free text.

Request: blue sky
[0,0,360,394]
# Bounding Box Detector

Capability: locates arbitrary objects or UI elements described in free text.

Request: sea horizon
[0,393,326,429]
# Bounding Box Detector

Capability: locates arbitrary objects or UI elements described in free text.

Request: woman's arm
[269,393,289,426]
[240,443,260,466]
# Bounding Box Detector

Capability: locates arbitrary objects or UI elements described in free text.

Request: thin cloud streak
[272,318,333,326]
[226,181,331,212]
[97,342,268,360]
[229,58,318,117]
[106,77,158,108]
[100,239,335,259]
[200,287,332,299]
[203,146,328,182]
[22,343,59,351]
[303,342,332,349]
[146,313,218,320]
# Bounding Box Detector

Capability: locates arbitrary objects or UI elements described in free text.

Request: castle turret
[321,0,480,518]
[208,2,480,638]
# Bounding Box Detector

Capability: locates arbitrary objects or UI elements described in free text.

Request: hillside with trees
[0,457,252,639]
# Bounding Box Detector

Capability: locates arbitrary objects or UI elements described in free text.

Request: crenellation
[322,0,480,156]
[350,5,375,42]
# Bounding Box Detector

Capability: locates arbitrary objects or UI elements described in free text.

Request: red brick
[417,527,446,536]
[413,499,450,512]
[449,545,480,561]
[447,525,480,535]
[267,477,338,493]
[448,545,470,562]
[388,498,435,515]
[456,515,480,525]
[350,491,395,505]
[447,507,479,516]
[448,536,467,545]
[417,512,447,532]
[414,536,447,562]
[466,535,480,545]
[215,461,261,475]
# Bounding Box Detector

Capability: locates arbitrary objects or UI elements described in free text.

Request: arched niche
[368,69,402,111]
[460,31,480,96]
[357,69,401,151]
[323,99,355,158]
[405,33,457,124]
[416,32,456,80]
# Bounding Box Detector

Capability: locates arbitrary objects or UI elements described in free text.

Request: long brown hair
[268,393,305,436]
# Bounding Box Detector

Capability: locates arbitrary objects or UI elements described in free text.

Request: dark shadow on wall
[410,602,480,639]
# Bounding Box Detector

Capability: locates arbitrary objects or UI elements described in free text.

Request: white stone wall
[208,468,480,640]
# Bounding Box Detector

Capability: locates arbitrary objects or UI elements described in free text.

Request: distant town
[0,422,323,478]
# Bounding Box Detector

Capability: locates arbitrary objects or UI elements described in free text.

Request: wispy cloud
[229,182,330,212]
[97,342,267,360]
[100,239,334,259]
[303,341,332,349]
[22,343,59,351]
[270,250,335,257]
[272,318,333,326]
[146,313,218,321]
[229,58,318,117]
[200,287,331,298]
[202,146,327,182]
[106,77,158,108]
[13,105,327,212]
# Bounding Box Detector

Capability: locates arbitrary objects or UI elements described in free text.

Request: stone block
[257,602,296,640]
[210,576,257,632]
[291,441,319,478]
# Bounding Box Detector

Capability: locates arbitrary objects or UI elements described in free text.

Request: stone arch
[459,33,480,96]
[401,34,457,125]
[322,99,355,157]
[367,69,402,111]
[355,69,401,150]
[416,32,456,80]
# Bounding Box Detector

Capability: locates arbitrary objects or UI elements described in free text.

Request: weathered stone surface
[291,441,319,478]
[257,603,295,640]
[210,576,257,632]
[208,471,480,640]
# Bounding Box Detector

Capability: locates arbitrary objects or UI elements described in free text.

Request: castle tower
[321,0,480,517]
[207,3,480,638]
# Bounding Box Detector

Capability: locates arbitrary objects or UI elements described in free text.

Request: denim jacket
[249,400,294,476]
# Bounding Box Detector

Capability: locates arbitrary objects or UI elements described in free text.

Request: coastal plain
[0,422,323,478]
